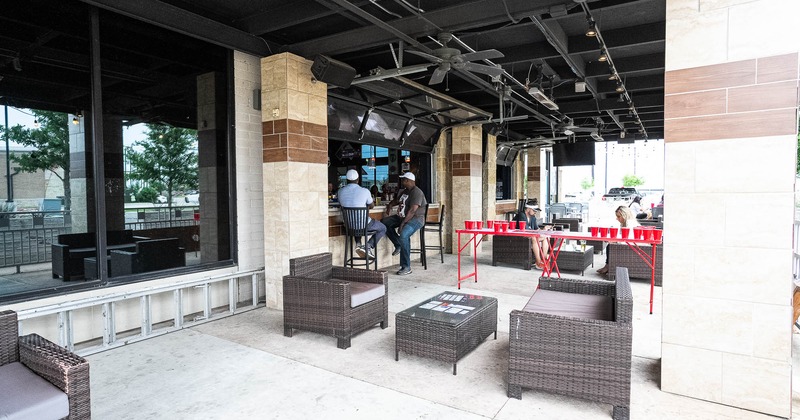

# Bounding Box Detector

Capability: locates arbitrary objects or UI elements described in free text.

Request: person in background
[597,206,639,275]
[369,184,379,199]
[381,172,427,276]
[512,201,551,269]
[629,195,647,219]
[337,169,386,260]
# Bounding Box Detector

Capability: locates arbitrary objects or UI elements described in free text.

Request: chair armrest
[538,276,614,296]
[614,268,634,323]
[282,275,352,311]
[331,266,388,285]
[19,334,91,419]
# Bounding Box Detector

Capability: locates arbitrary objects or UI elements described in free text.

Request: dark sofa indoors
[52,230,147,280]
[110,238,186,276]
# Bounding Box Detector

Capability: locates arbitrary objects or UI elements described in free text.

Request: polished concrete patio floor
[87,251,799,419]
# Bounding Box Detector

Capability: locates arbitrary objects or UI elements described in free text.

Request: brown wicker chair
[508,268,633,420]
[607,242,663,287]
[0,310,90,420]
[492,236,534,270]
[283,252,389,349]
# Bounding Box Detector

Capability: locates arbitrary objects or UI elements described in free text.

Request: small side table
[556,245,594,275]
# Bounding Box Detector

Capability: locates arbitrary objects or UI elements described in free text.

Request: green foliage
[2,110,71,209]
[622,174,645,187]
[125,124,198,207]
[580,177,594,190]
[796,133,799,175]
[135,186,159,203]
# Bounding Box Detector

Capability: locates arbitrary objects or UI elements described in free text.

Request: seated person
[629,195,649,219]
[597,206,639,275]
[513,201,552,270]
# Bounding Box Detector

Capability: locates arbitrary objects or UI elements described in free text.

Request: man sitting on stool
[382,172,427,276]
[338,169,386,259]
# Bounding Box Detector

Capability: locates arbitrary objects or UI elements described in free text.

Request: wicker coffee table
[555,245,594,275]
[395,291,497,375]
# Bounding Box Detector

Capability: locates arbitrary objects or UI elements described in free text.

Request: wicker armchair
[607,242,663,286]
[508,268,633,420]
[0,310,90,420]
[283,252,389,349]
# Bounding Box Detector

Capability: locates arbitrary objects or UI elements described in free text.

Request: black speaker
[311,55,356,88]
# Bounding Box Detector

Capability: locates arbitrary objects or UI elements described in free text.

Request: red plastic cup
[620,227,631,239]
[590,226,599,237]
[599,227,609,238]
[475,221,483,230]
[652,230,663,242]
[494,223,502,232]
[518,221,526,230]
[486,220,494,229]
[501,222,509,232]
[646,229,655,241]
[633,228,643,239]
[464,220,471,229]
[609,227,619,238]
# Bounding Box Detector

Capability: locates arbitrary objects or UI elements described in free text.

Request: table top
[455,228,662,245]
[397,291,497,326]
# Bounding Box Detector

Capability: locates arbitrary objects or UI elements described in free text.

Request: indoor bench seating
[110,237,186,276]
[52,230,148,280]
[508,268,633,420]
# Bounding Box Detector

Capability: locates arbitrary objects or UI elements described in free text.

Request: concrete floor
[87,251,799,419]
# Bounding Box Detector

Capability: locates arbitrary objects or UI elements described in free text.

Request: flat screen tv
[552,142,595,166]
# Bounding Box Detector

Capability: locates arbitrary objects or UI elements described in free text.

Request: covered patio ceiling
[0,0,665,147]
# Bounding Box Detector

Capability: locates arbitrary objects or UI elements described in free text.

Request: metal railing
[15,268,265,356]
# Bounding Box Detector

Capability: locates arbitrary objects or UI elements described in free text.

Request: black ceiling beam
[287,0,569,57]
[556,92,663,114]
[78,0,277,56]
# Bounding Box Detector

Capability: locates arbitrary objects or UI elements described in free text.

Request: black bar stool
[409,204,429,270]
[341,206,378,270]
[422,204,445,263]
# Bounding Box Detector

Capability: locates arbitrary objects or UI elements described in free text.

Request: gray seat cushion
[523,289,613,321]
[0,362,69,420]
[349,281,385,308]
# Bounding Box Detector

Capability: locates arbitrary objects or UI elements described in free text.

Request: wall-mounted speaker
[311,55,356,88]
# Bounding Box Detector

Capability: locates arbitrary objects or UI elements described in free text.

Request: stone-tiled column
[261,52,329,309]
[451,125,483,254]
[483,134,496,224]
[526,148,542,204]
[433,130,452,252]
[662,1,800,417]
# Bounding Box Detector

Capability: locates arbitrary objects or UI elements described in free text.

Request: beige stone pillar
[526,148,542,204]
[68,115,90,233]
[433,130,452,253]
[661,0,800,417]
[450,125,483,254]
[483,134,497,225]
[261,52,329,309]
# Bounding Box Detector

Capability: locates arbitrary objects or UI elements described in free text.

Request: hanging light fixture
[615,83,625,93]
[33,119,40,129]
[598,50,608,62]
[72,116,79,125]
[585,20,597,37]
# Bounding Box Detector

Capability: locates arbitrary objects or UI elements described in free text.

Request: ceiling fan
[555,117,602,137]
[407,33,505,85]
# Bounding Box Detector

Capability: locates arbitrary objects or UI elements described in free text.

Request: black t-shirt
[512,211,539,230]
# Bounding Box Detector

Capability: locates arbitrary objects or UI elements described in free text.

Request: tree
[3,111,71,209]
[580,177,594,191]
[125,124,198,207]
[622,174,645,187]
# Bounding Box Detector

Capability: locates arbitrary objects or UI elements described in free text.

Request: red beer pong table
[456,227,663,314]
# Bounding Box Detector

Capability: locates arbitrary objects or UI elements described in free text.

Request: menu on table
[418,293,476,315]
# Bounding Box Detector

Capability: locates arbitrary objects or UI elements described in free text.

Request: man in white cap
[337,169,386,259]
[513,200,551,270]
[381,171,427,275]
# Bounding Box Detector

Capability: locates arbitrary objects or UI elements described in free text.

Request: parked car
[601,187,639,205]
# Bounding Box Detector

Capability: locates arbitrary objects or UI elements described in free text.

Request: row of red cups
[464,220,527,232]
[589,226,663,241]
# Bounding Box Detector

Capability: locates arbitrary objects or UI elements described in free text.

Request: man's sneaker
[355,247,366,258]
[535,262,545,270]
[392,246,401,256]
[396,267,412,276]
[366,248,376,259]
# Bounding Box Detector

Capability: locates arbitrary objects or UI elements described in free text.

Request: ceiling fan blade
[428,67,448,85]
[463,62,504,77]
[406,50,443,63]
[459,49,504,62]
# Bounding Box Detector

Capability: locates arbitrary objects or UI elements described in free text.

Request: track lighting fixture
[33,119,39,129]
[615,83,625,93]
[598,51,608,62]
[585,20,597,37]
[72,116,79,125]
[608,73,618,81]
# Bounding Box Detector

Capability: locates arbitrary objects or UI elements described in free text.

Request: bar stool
[409,204,429,270]
[422,204,445,263]
[341,206,378,270]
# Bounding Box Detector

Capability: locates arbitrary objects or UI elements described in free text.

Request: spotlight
[585,21,597,37]
[72,116,79,125]
[598,51,608,62]
[33,119,40,129]
[615,84,625,93]
[608,73,618,81]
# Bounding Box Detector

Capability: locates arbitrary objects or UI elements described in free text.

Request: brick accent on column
[664,53,798,142]
[262,119,327,164]
[451,153,482,176]
[450,125,483,255]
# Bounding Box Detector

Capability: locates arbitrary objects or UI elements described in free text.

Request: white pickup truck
[601,187,639,205]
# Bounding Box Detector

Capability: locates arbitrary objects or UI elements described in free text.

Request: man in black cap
[382,172,427,275]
